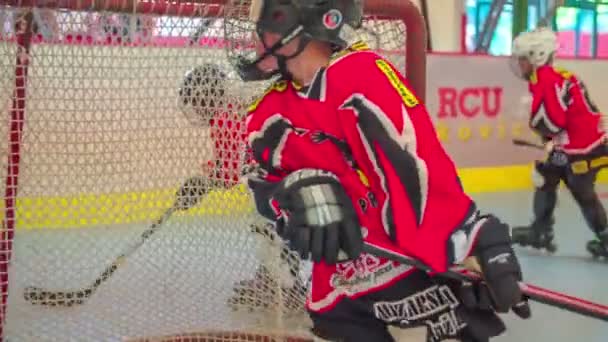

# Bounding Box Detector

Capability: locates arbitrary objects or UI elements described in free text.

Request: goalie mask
[178,64,227,126]
[224,0,363,82]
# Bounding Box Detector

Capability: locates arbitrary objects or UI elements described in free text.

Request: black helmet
[225,0,364,82]
[178,63,227,126]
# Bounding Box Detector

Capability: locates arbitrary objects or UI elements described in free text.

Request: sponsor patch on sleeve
[375,59,419,108]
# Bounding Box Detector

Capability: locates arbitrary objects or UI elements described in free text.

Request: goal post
[0,0,426,340]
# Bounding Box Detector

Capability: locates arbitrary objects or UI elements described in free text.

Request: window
[489,4,513,55]
[555,7,583,56]
[598,5,608,57]
[465,0,546,55]
[465,0,608,58]
[554,0,608,58]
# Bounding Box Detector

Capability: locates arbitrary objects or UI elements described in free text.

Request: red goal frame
[0,0,426,339]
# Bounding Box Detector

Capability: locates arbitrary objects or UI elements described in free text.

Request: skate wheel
[588,249,601,259]
[585,241,606,259]
[514,240,530,248]
[545,244,557,254]
[588,250,600,259]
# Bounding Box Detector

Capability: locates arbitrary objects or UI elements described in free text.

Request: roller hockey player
[178,63,307,312]
[179,63,244,188]
[225,0,530,341]
[510,28,608,259]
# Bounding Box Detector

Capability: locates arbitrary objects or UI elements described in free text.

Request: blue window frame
[465,0,608,58]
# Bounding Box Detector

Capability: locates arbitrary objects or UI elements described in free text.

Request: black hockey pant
[531,143,608,236]
[308,270,507,342]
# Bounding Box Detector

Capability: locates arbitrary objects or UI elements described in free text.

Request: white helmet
[512,27,558,67]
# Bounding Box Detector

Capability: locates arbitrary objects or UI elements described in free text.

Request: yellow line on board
[0,183,254,230]
[458,164,536,193]
[1,166,607,230]
[459,164,608,193]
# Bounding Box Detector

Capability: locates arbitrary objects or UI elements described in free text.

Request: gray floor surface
[2,188,607,341]
[473,187,608,342]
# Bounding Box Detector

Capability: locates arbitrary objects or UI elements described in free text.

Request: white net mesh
[0,2,408,341]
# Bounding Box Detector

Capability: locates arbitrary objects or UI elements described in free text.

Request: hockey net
[0,0,425,340]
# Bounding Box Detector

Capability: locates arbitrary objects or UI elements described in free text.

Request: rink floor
[473,187,608,342]
[3,188,608,341]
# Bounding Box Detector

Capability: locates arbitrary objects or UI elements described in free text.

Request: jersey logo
[375,59,419,108]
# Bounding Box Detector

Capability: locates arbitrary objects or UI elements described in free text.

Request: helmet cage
[224,0,363,82]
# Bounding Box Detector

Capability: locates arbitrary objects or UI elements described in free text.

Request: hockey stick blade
[512,138,545,150]
[362,243,608,322]
[23,176,209,307]
[23,212,171,307]
[23,286,90,307]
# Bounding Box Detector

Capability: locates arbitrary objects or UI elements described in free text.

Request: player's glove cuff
[449,213,530,318]
[273,169,364,264]
[472,216,529,316]
[247,176,281,222]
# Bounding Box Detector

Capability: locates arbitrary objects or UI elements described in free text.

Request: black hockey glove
[272,169,364,264]
[247,173,281,222]
[467,215,531,319]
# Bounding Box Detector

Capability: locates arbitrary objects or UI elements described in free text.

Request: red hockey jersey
[528,65,605,154]
[246,45,475,312]
[206,109,248,187]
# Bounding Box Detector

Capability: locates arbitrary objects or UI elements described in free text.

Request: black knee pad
[533,161,562,191]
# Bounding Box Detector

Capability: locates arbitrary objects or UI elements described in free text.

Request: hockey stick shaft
[98,207,177,284]
[521,282,608,322]
[23,206,177,307]
[24,176,208,306]
[512,138,545,150]
[362,243,608,322]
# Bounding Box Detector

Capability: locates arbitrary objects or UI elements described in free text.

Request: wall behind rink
[427,53,539,168]
[0,35,407,228]
[2,41,608,228]
[426,53,608,191]
[0,41,264,228]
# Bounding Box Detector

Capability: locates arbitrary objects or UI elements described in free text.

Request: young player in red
[226,1,530,341]
[510,28,608,258]
[178,63,245,188]
[179,63,308,311]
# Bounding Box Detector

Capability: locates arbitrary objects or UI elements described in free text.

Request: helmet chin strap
[274,35,310,81]
[237,25,310,81]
